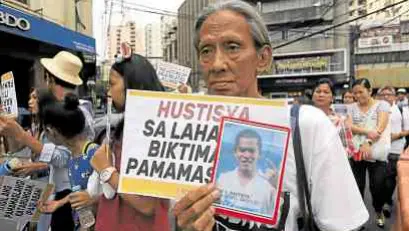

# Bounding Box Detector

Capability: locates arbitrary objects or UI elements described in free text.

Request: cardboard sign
[211,118,290,225]
[118,90,289,199]
[0,176,54,229]
[1,72,18,117]
[156,61,191,89]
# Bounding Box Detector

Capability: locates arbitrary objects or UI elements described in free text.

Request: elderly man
[172,1,369,231]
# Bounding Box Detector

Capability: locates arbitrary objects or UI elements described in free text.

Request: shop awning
[355,67,409,88]
[0,4,95,54]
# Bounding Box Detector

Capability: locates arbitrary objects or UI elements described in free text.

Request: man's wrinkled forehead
[199,10,251,43]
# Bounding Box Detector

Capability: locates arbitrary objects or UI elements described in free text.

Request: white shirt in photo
[217,168,276,217]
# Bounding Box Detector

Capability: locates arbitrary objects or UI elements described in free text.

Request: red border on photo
[210,116,291,226]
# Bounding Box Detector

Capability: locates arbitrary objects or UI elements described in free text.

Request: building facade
[0,0,96,108]
[354,19,409,88]
[349,0,409,22]
[106,21,145,63]
[258,0,351,99]
[145,23,163,68]
[161,16,178,64]
[177,0,218,92]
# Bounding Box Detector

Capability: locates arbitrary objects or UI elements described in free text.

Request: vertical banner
[1,72,18,117]
[118,90,289,200]
[156,61,191,89]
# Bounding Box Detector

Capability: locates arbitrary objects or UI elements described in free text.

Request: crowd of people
[0,0,408,231]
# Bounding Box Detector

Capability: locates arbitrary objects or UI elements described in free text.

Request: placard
[118,90,289,199]
[211,118,290,225]
[1,72,18,117]
[156,61,191,89]
[0,176,54,229]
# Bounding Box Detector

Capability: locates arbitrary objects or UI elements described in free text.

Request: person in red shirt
[90,50,170,231]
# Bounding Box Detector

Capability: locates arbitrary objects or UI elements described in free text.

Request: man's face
[198,10,270,97]
[235,137,260,174]
[379,89,395,105]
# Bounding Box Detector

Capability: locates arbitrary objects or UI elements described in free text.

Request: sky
[93,0,185,61]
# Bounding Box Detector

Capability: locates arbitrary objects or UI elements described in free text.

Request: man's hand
[0,116,25,141]
[90,144,113,173]
[173,184,220,231]
[69,191,93,209]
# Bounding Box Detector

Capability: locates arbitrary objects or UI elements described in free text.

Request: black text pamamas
[125,100,250,184]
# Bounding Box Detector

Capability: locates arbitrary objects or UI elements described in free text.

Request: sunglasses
[237,147,257,154]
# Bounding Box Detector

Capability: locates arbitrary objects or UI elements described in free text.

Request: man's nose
[211,47,227,73]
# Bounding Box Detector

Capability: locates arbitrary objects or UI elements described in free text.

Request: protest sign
[0,176,53,230]
[156,61,191,89]
[118,90,289,199]
[1,72,18,117]
[212,118,290,225]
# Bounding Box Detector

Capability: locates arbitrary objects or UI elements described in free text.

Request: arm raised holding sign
[90,50,170,231]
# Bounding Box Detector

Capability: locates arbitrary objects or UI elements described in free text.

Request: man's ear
[256,45,273,74]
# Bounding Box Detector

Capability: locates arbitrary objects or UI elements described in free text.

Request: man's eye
[200,47,211,56]
[227,43,240,52]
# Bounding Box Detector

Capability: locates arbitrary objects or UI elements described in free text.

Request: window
[282,30,289,40]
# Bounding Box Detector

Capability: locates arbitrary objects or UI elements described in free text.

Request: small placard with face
[211,117,290,226]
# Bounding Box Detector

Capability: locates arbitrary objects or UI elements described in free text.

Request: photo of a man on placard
[216,127,277,217]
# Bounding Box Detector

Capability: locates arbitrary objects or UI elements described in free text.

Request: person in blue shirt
[37,92,98,230]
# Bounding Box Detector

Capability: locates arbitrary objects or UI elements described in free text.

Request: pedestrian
[90,52,170,231]
[343,89,355,104]
[312,78,357,157]
[38,92,99,231]
[378,86,409,218]
[172,1,369,230]
[349,78,391,228]
[396,88,408,108]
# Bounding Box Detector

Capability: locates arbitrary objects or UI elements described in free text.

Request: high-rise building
[0,0,95,105]
[107,21,145,64]
[161,16,178,63]
[178,0,218,92]
[145,23,163,68]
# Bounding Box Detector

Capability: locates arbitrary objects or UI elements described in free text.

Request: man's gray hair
[194,0,271,52]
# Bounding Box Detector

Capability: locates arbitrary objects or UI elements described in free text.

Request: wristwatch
[100,167,116,184]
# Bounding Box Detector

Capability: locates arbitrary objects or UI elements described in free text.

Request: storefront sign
[0,5,95,54]
[358,36,393,48]
[0,10,30,31]
[274,56,330,74]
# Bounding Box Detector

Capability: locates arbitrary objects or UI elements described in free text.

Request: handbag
[290,105,319,231]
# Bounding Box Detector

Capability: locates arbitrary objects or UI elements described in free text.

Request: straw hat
[40,51,83,86]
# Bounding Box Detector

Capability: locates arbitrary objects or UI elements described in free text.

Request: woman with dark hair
[90,53,169,231]
[343,89,355,104]
[349,78,390,228]
[312,78,356,158]
[38,92,99,230]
